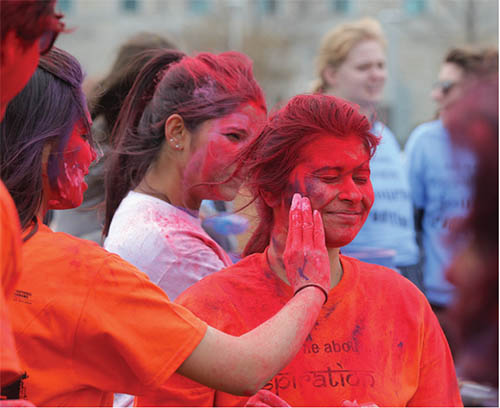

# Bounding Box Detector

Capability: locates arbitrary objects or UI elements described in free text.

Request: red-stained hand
[283,193,330,303]
[245,390,291,407]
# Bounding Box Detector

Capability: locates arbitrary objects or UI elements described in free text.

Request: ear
[322,65,338,89]
[260,189,281,209]
[164,113,190,152]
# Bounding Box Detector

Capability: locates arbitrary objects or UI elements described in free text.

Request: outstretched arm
[177,194,330,396]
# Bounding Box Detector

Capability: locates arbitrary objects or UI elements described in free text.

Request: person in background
[404,47,498,348]
[1,46,331,407]
[0,0,64,403]
[138,94,462,408]
[445,76,498,407]
[312,17,421,291]
[103,49,267,301]
[50,31,178,243]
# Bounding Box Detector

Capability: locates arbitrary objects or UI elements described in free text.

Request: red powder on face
[274,133,374,248]
[47,118,96,210]
[182,101,266,208]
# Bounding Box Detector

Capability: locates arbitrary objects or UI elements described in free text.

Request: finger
[286,193,302,251]
[301,196,313,246]
[313,209,326,248]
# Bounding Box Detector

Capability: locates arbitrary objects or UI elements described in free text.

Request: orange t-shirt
[139,251,462,407]
[0,181,23,390]
[8,221,207,406]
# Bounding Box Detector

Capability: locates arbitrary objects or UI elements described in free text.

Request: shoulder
[405,120,445,161]
[107,193,199,250]
[176,253,268,314]
[407,120,444,145]
[180,254,263,296]
[371,122,402,154]
[28,225,149,281]
[372,121,396,138]
[342,255,427,303]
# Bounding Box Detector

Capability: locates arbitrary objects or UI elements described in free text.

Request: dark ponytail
[103,49,185,237]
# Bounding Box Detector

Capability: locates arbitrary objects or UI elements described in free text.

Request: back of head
[91,31,179,138]
[241,93,379,256]
[103,49,266,236]
[445,76,498,386]
[0,47,87,229]
[0,0,61,47]
[312,17,386,93]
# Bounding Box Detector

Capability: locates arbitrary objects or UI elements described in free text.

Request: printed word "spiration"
[264,363,375,396]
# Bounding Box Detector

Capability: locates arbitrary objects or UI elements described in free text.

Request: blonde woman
[313,17,421,290]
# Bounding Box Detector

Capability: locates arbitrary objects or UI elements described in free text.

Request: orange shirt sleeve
[0,181,23,388]
[70,253,207,396]
[136,275,250,407]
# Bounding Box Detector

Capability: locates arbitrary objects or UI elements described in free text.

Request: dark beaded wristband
[294,284,328,305]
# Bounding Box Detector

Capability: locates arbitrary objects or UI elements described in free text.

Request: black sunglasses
[432,80,458,95]
[39,29,60,55]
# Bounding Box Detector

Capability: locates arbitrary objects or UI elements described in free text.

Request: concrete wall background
[55,0,498,146]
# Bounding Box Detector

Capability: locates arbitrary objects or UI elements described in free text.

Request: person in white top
[103,49,267,300]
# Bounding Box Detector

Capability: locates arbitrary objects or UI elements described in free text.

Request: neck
[136,153,200,210]
[266,223,343,290]
[36,193,49,222]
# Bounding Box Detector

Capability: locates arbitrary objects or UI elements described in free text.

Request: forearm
[177,286,324,395]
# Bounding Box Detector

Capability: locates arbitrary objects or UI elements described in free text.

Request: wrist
[294,284,328,304]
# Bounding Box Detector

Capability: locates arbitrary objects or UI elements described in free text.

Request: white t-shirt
[104,191,232,301]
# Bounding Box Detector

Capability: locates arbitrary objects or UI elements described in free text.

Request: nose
[370,65,387,81]
[90,146,98,162]
[337,177,363,204]
[431,86,442,103]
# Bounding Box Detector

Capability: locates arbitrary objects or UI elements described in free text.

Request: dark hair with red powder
[103,49,266,236]
[0,0,64,49]
[240,94,379,256]
[0,47,89,229]
[445,77,498,386]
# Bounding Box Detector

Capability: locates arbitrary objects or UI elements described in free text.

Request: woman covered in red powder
[103,49,267,300]
[0,47,332,406]
[145,94,463,407]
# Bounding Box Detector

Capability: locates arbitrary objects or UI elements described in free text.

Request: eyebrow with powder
[311,160,370,176]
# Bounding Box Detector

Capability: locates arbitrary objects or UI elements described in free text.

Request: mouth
[323,211,363,223]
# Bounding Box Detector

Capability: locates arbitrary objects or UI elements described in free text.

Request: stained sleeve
[135,277,249,407]
[71,254,207,395]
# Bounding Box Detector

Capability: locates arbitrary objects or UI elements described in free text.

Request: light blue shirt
[343,122,419,267]
[405,119,475,306]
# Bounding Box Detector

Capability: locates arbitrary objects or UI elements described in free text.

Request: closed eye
[353,177,369,184]
[318,176,340,183]
[224,133,243,142]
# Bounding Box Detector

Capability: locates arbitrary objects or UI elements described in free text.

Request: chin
[325,235,357,249]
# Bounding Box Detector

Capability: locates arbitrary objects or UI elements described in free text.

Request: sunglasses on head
[433,80,458,95]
